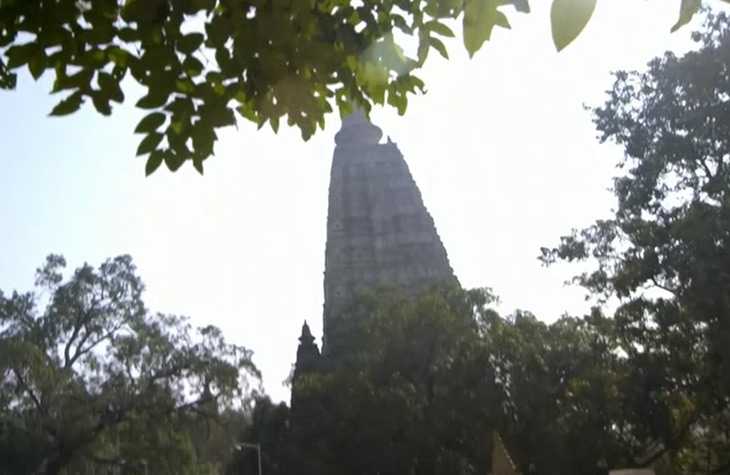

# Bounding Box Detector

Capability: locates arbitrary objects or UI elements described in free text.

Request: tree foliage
[227,283,724,474]
[541,10,730,474]
[0,0,724,175]
[0,254,260,475]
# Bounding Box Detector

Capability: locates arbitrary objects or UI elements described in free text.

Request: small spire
[299,320,315,344]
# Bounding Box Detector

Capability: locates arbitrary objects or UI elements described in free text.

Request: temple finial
[299,320,314,344]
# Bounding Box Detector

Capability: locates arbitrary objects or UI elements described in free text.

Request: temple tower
[292,321,321,384]
[321,108,455,351]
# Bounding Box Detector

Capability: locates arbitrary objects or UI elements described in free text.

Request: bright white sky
[0,1,720,402]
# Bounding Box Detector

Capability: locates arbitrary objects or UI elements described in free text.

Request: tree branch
[63,308,93,368]
[650,276,678,296]
[66,319,127,368]
[11,368,44,415]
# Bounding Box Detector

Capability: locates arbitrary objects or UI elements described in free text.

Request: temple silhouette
[292,107,456,381]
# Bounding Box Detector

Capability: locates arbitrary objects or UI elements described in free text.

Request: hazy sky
[0,1,717,402]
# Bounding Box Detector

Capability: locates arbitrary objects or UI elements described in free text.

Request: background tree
[226,395,291,475]
[0,0,723,175]
[0,254,260,474]
[243,284,673,474]
[541,10,730,473]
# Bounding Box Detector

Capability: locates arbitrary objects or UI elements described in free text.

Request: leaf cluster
[1,0,721,175]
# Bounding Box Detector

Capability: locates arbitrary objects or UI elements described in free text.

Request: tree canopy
[0,0,724,175]
[0,254,260,474]
[227,281,730,474]
[541,9,730,473]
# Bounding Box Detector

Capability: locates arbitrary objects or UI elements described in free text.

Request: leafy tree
[541,10,730,473]
[226,395,291,475]
[286,284,503,475]
[0,0,723,175]
[0,254,260,474]
[244,284,670,474]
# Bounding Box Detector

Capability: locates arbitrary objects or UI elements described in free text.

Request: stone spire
[322,107,455,352]
[293,321,321,383]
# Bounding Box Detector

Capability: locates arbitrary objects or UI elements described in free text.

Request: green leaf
[495,11,511,29]
[81,48,110,68]
[426,21,455,38]
[85,22,116,45]
[107,46,131,68]
[140,46,176,71]
[28,51,47,80]
[183,56,204,77]
[136,89,170,109]
[178,33,205,54]
[192,157,204,175]
[118,27,138,42]
[238,103,258,123]
[92,93,113,115]
[135,112,166,133]
[136,132,164,156]
[164,150,185,172]
[49,91,83,116]
[175,79,195,94]
[145,150,164,176]
[671,0,701,33]
[550,0,597,52]
[463,0,500,59]
[98,72,124,102]
[53,68,95,93]
[6,43,38,69]
[430,37,449,59]
[387,90,408,116]
[192,0,216,11]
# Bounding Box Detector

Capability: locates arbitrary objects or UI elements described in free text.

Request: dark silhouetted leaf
[6,43,38,69]
[177,33,204,54]
[192,157,204,175]
[135,112,166,133]
[145,150,164,176]
[107,46,131,68]
[92,93,112,115]
[98,72,124,102]
[136,89,170,109]
[136,132,164,156]
[28,52,47,80]
[50,92,84,116]
[164,150,185,171]
[117,27,138,42]
[183,56,204,77]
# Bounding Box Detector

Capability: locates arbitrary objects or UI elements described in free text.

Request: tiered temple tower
[320,108,455,351]
[291,107,456,395]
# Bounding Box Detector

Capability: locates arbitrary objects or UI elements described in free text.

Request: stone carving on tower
[320,107,456,351]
